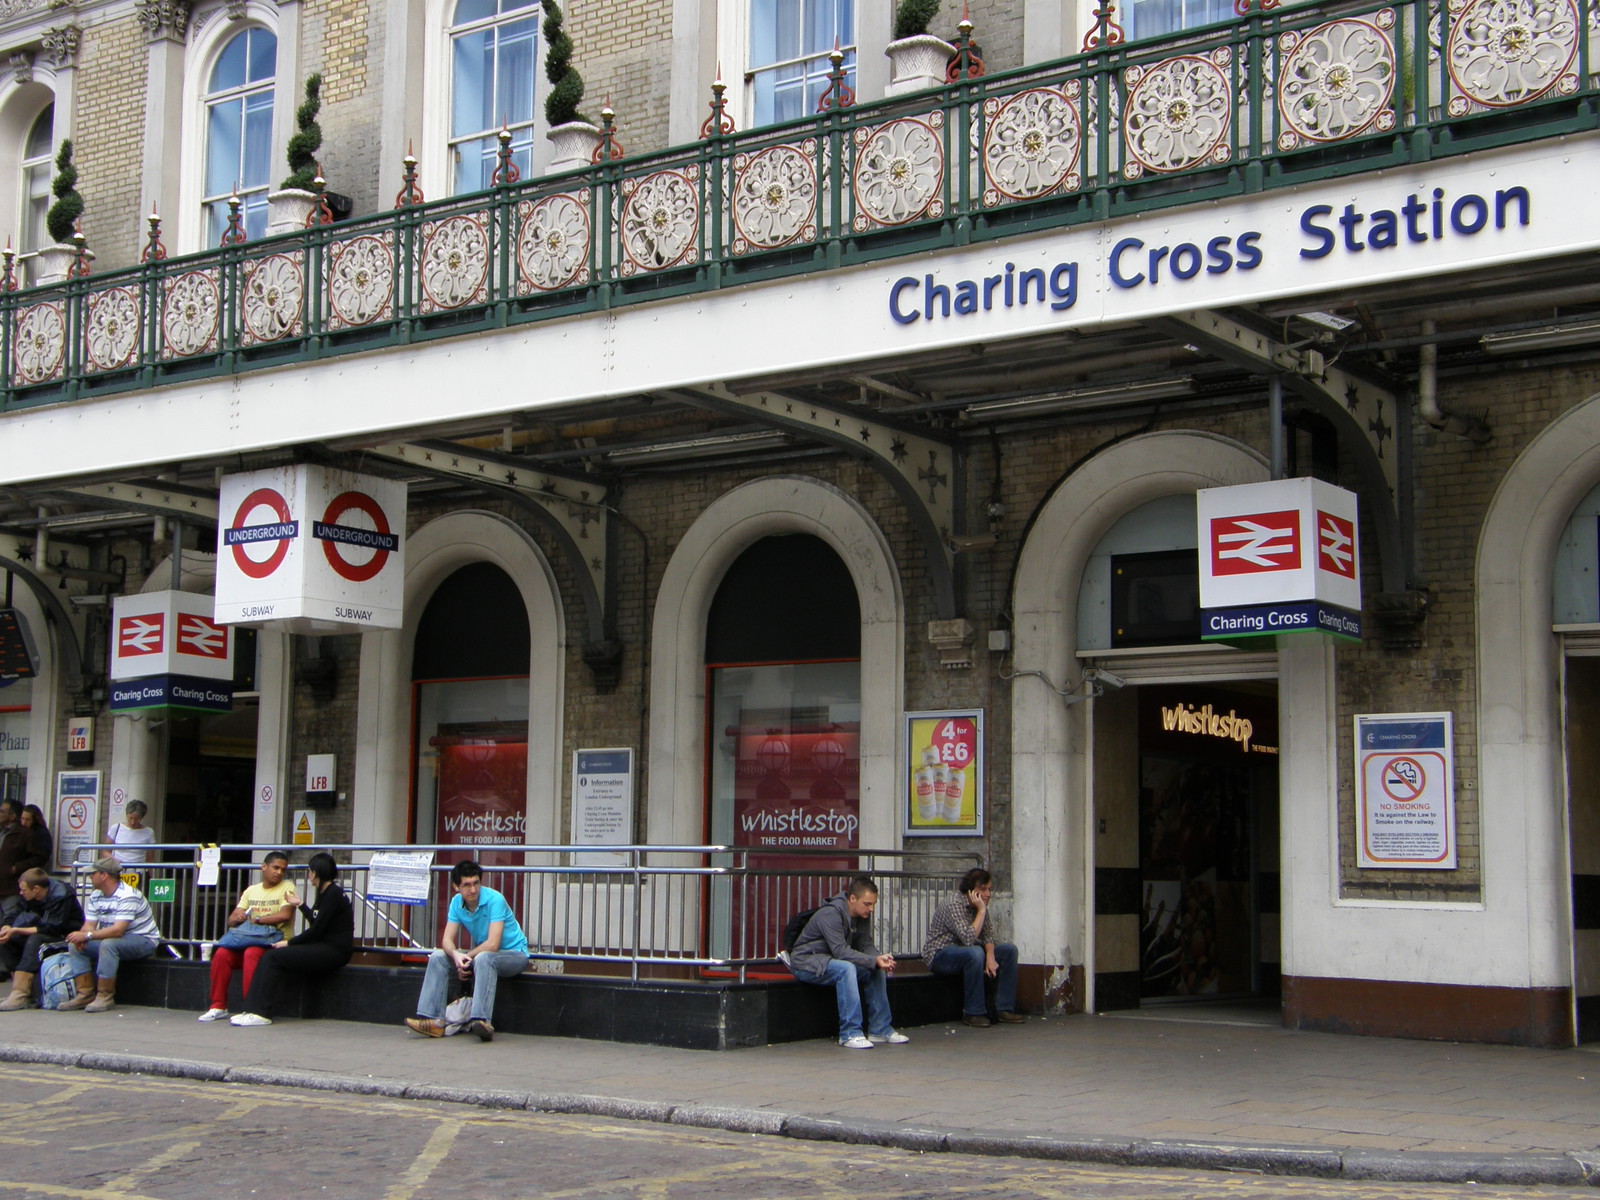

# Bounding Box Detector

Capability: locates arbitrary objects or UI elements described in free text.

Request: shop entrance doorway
[1093,681,1281,1012]
[1564,654,1600,1042]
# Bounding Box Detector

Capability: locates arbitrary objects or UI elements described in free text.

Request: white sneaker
[230,1012,272,1027]
[198,1008,230,1022]
[840,1035,874,1049]
[869,1030,910,1044]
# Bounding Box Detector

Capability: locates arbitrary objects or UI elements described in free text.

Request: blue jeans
[416,948,529,1023]
[82,934,159,981]
[796,958,894,1042]
[929,943,1019,1017]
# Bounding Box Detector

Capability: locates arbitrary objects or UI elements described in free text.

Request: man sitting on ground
[0,868,86,1010]
[62,855,161,1012]
[787,875,908,1049]
[922,866,1026,1027]
[404,859,530,1043]
[199,850,299,1022]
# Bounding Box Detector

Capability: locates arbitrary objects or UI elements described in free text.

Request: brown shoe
[467,1018,494,1042]
[405,1016,445,1038]
[0,972,35,1011]
[57,974,97,1011]
[84,981,116,1013]
[996,1011,1028,1024]
[961,1013,992,1028]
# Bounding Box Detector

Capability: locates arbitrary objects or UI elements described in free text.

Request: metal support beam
[1156,310,1405,593]
[362,441,611,647]
[48,479,219,526]
[665,382,961,620]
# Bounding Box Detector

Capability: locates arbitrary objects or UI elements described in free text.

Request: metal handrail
[5,0,1594,409]
[68,841,980,982]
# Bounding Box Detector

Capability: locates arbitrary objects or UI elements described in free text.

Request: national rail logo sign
[111,591,232,683]
[1196,478,1361,644]
[215,465,407,631]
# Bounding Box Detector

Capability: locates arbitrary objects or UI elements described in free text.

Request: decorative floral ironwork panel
[619,167,701,275]
[731,142,819,253]
[419,213,491,312]
[11,300,64,387]
[1277,15,1397,148]
[852,114,946,230]
[1122,52,1233,178]
[1446,0,1578,111]
[160,268,221,360]
[982,86,1082,205]
[327,234,397,330]
[516,192,591,293]
[84,287,142,374]
[240,253,305,346]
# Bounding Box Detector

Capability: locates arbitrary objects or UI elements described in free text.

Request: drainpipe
[1419,319,1491,443]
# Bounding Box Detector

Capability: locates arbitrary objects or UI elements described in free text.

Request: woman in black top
[13,806,51,878]
[230,851,354,1027]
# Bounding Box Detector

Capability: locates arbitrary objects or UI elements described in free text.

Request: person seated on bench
[922,866,1026,1027]
[199,850,299,1022]
[0,868,86,1010]
[230,851,352,1028]
[62,855,162,1012]
[404,858,530,1043]
[787,875,908,1049]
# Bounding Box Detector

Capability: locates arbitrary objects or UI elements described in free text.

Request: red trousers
[209,944,269,1009]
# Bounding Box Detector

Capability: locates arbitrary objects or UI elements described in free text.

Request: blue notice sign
[110,675,234,713]
[1201,600,1361,644]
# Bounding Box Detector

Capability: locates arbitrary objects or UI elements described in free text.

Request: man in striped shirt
[61,855,161,1012]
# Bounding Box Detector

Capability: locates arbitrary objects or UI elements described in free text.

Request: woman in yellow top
[198,851,298,1021]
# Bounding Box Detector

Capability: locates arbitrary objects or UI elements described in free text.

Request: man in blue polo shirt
[404,859,529,1042]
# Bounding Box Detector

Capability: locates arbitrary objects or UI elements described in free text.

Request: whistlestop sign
[215,465,406,631]
[1196,478,1361,644]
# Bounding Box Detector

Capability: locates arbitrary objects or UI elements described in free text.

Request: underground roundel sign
[215,465,406,631]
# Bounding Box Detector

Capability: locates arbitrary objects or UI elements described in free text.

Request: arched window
[449,0,539,193]
[749,0,855,126]
[202,27,277,246]
[18,104,53,260]
[1121,0,1232,40]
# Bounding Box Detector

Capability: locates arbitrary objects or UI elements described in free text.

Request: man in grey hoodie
[787,875,908,1049]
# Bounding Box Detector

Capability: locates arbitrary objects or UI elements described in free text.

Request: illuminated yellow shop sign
[1143,688,1279,757]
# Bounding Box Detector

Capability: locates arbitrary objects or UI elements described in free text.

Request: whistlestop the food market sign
[216,465,406,632]
[1196,478,1361,644]
[109,590,233,712]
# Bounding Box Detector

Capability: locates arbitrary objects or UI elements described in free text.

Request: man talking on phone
[787,875,908,1049]
[922,867,1026,1027]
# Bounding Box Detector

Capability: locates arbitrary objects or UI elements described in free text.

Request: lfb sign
[215,465,406,631]
[1196,478,1361,643]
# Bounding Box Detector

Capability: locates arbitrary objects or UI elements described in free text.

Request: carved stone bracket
[39,23,80,68]
[138,0,192,42]
[927,618,976,669]
[7,49,31,83]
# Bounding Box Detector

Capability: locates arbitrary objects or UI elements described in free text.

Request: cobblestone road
[0,1064,1590,1200]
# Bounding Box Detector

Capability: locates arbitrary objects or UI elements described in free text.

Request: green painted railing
[4,0,1595,410]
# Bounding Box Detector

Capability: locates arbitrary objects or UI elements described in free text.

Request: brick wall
[72,11,147,273]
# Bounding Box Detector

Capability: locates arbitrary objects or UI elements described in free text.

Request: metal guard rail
[5,0,1597,408]
[67,842,980,982]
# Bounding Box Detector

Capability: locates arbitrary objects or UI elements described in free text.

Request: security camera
[1083,667,1128,690]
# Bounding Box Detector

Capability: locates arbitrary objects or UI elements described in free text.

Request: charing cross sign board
[109,590,233,713]
[1196,478,1361,645]
[216,464,406,632]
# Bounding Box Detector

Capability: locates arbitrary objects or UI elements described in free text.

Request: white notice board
[1355,712,1455,869]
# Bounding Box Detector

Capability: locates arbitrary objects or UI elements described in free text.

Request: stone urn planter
[547,120,603,174]
[885,34,957,96]
[266,187,320,236]
[33,243,91,285]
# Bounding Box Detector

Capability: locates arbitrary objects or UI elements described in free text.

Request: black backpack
[782,905,822,951]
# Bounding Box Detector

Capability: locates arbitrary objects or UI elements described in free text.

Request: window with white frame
[748,0,855,127]
[449,0,539,194]
[1121,0,1233,40]
[202,27,277,246]
[18,102,52,266]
